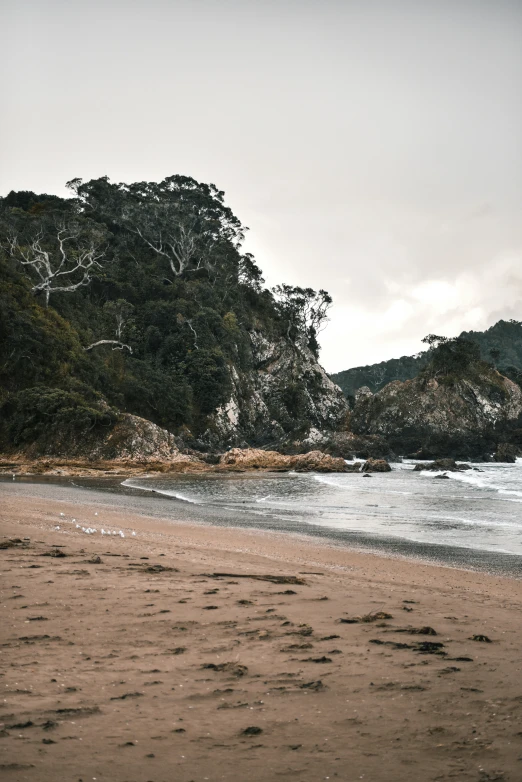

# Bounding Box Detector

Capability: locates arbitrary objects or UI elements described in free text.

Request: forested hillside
[460,320,522,378]
[0,176,347,455]
[331,319,522,398]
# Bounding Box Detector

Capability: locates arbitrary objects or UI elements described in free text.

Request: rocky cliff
[206,331,348,449]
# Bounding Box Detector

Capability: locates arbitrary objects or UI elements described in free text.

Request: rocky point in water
[350,364,522,461]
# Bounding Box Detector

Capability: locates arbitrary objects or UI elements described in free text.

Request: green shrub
[1,387,118,447]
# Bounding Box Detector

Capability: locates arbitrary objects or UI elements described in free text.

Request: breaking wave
[121,479,201,504]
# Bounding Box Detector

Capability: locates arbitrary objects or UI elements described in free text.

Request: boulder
[292,451,348,473]
[344,462,364,473]
[219,448,290,470]
[360,459,391,472]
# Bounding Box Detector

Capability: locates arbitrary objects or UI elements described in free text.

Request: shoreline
[2,481,522,585]
[1,490,521,781]
[2,476,522,578]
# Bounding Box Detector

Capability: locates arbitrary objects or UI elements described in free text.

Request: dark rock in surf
[493,442,518,463]
[413,459,470,472]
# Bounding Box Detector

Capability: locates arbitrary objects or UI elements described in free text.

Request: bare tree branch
[84,340,132,353]
[185,319,199,350]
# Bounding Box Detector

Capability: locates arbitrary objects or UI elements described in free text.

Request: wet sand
[1,488,521,782]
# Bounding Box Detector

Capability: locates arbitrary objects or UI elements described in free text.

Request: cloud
[322,254,522,372]
[1,0,521,374]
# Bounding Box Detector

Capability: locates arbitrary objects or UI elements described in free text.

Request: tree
[272,284,332,355]
[69,175,247,281]
[423,336,480,377]
[124,200,205,277]
[104,299,134,341]
[4,215,108,307]
[421,334,448,349]
[238,253,264,291]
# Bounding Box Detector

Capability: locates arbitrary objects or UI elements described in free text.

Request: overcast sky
[2,0,521,372]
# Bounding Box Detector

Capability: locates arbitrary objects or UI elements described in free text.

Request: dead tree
[84,300,134,354]
[7,221,106,307]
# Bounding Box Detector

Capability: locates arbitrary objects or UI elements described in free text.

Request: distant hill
[330,319,522,398]
[330,353,429,399]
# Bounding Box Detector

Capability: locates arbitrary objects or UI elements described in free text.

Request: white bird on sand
[119,531,125,538]
[60,513,65,517]
[94,512,98,516]
[54,525,60,530]
[132,531,136,536]
[76,524,80,529]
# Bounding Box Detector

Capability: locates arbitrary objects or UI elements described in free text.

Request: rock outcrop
[493,443,519,463]
[412,459,471,472]
[219,448,348,472]
[289,430,394,461]
[350,369,522,460]
[361,459,392,472]
[79,414,201,465]
[7,413,203,469]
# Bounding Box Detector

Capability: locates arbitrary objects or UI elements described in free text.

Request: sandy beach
[1,485,521,782]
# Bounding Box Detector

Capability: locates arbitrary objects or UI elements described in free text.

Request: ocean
[119,458,522,573]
